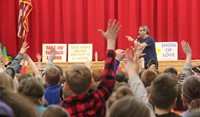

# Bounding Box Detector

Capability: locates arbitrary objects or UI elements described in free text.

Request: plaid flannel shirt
[60,50,116,117]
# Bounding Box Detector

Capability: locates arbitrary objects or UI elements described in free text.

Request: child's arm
[95,20,121,100]
[114,49,124,74]
[125,47,156,117]
[36,53,42,70]
[19,60,28,75]
[42,47,56,75]
[179,40,192,84]
[23,54,41,78]
[124,45,148,103]
[6,42,29,78]
[85,60,92,69]
[114,60,120,74]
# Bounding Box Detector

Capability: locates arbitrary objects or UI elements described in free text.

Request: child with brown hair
[107,86,134,109]
[92,68,103,82]
[182,75,200,116]
[108,97,151,117]
[44,66,61,105]
[150,73,180,117]
[115,71,128,83]
[173,40,193,115]
[0,72,14,92]
[0,87,38,117]
[60,20,121,116]
[141,69,158,87]
[122,45,156,117]
[18,77,46,116]
[42,105,70,117]
[60,84,72,101]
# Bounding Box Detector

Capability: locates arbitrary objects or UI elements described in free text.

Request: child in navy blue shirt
[44,66,61,105]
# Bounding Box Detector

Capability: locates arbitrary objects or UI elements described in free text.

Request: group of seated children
[0,20,200,117]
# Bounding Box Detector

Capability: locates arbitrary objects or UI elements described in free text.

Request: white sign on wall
[155,42,178,60]
[42,44,67,62]
[68,44,93,62]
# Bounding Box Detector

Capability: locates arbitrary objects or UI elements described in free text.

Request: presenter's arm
[126,36,148,47]
[140,43,148,48]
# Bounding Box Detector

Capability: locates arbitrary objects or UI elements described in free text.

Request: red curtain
[0,0,200,61]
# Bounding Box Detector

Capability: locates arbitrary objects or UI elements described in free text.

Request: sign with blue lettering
[155,42,178,60]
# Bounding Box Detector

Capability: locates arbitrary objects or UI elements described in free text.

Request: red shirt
[60,50,116,117]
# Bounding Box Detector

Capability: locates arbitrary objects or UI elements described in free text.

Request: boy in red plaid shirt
[60,20,121,117]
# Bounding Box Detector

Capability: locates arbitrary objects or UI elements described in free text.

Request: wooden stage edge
[27,60,200,74]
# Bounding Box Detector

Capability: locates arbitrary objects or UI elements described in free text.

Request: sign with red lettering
[42,44,67,62]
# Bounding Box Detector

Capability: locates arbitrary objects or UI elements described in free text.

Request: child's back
[44,66,61,105]
[60,20,121,117]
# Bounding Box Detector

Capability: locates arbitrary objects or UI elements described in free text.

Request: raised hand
[133,44,145,58]
[181,40,192,56]
[115,49,124,61]
[20,59,27,66]
[98,20,121,50]
[85,60,92,69]
[140,57,145,68]
[130,42,145,62]
[126,36,134,42]
[50,47,57,56]
[124,48,137,75]
[36,53,41,60]
[23,54,30,61]
[98,20,121,41]
[19,42,30,54]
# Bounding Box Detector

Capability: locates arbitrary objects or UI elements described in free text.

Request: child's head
[113,82,129,92]
[139,68,145,78]
[108,97,150,117]
[42,105,70,117]
[107,86,134,109]
[173,84,188,111]
[45,66,61,85]
[0,87,37,117]
[54,64,65,84]
[115,71,128,83]
[65,64,92,94]
[141,69,158,87]
[54,65,63,77]
[92,68,103,82]
[150,73,177,110]
[60,84,73,100]
[0,72,14,92]
[182,75,200,110]
[18,78,45,106]
[147,59,158,69]
[164,67,178,76]
[18,73,32,83]
[164,67,178,80]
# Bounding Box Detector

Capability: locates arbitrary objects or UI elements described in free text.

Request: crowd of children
[0,20,200,117]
